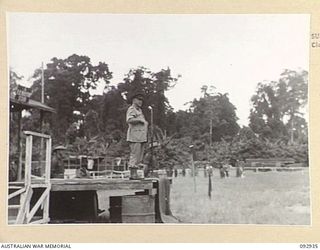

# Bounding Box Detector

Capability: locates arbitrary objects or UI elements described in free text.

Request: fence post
[45,137,52,183]
[25,135,33,187]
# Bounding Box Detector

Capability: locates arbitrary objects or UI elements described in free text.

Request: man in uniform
[126,91,148,179]
[51,146,67,178]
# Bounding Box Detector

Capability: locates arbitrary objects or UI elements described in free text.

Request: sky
[7,13,310,126]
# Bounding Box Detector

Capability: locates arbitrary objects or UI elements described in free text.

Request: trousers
[129,142,146,168]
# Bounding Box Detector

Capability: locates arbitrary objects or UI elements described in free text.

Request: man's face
[133,96,143,107]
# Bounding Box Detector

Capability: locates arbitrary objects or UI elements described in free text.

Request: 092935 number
[300,244,318,249]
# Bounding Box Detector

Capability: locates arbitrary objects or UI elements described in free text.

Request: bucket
[109,195,155,223]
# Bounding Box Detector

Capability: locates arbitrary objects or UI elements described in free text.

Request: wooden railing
[8,131,52,224]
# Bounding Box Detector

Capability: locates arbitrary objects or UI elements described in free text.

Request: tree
[30,54,112,143]
[278,69,308,143]
[249,69,308,143]
[99,86,127,138]
[249,81,284,139]
[183,88,240,143]
[9,68,23,88]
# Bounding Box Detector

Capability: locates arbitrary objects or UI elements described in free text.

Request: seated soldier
[51,146,67,178]
[76,156,92,179]
[75,166,92,178]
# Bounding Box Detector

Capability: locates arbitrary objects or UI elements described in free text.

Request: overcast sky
[7,13,310,126]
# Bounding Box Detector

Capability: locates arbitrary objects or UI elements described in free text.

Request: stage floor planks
[50,178,155,191]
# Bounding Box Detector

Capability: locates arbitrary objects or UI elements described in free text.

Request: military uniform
[51,146,67,179]
[51,154,65,178]
[126,104,148,168]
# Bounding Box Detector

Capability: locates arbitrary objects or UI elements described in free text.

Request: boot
[129,166,139,180]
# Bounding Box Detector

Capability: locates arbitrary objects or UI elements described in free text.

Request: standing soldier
[219,163,225,178]
[182,167,186,177]
[222,159,230,178]
[126,91,148,179]
[236,159,245,178]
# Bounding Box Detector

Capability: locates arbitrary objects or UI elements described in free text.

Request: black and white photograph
[7,13,310,226]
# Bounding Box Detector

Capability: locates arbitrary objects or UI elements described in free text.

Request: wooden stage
[10,178,156,191]
[49,178,156,192]
[8,177,178,223]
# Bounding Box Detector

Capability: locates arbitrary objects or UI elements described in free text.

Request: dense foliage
[249,69,308,144]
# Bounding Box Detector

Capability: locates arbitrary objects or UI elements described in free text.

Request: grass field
[170,169,310,225]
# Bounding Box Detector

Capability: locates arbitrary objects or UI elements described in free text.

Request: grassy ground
[170,169,310,225]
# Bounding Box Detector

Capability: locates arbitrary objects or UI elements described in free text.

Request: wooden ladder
[8,131,52,224]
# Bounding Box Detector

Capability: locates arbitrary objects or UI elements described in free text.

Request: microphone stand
[149,106,154,176]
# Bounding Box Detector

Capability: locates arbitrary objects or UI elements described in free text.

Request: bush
[206,138,308,164]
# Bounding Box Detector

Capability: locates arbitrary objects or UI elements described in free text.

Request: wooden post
[17,111,23,181]
[150,107,154,174]
[39,134,51,223]
[25,134,33,187]
[290,116,294,144]
[40,62,45,176]
[208,173,212,199]
[41,62,45,103]
[97,157,100,175]
[40,111,44,176]
[21,135,32,223]
[16,186,33,224]
[191,152,196,193]
[45,137,52,183]
[209,118,212,148]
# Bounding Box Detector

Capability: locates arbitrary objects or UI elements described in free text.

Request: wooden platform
[10,178,156,192]
[50,178,155,191]
[8,177,180,223]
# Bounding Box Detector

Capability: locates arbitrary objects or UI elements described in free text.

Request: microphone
[148,106,153,110]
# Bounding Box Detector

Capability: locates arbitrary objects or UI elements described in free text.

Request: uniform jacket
[126,104,148,142]
[51,154,64,178]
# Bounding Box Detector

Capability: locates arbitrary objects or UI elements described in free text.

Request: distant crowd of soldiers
[217,159,245,178]
[163,159,245,179]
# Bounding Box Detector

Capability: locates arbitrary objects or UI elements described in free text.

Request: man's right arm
[126,107,145,125]
[127,117,145,125]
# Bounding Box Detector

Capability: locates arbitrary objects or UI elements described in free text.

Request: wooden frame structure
[10,97,55,181]
[8,131,52,224]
